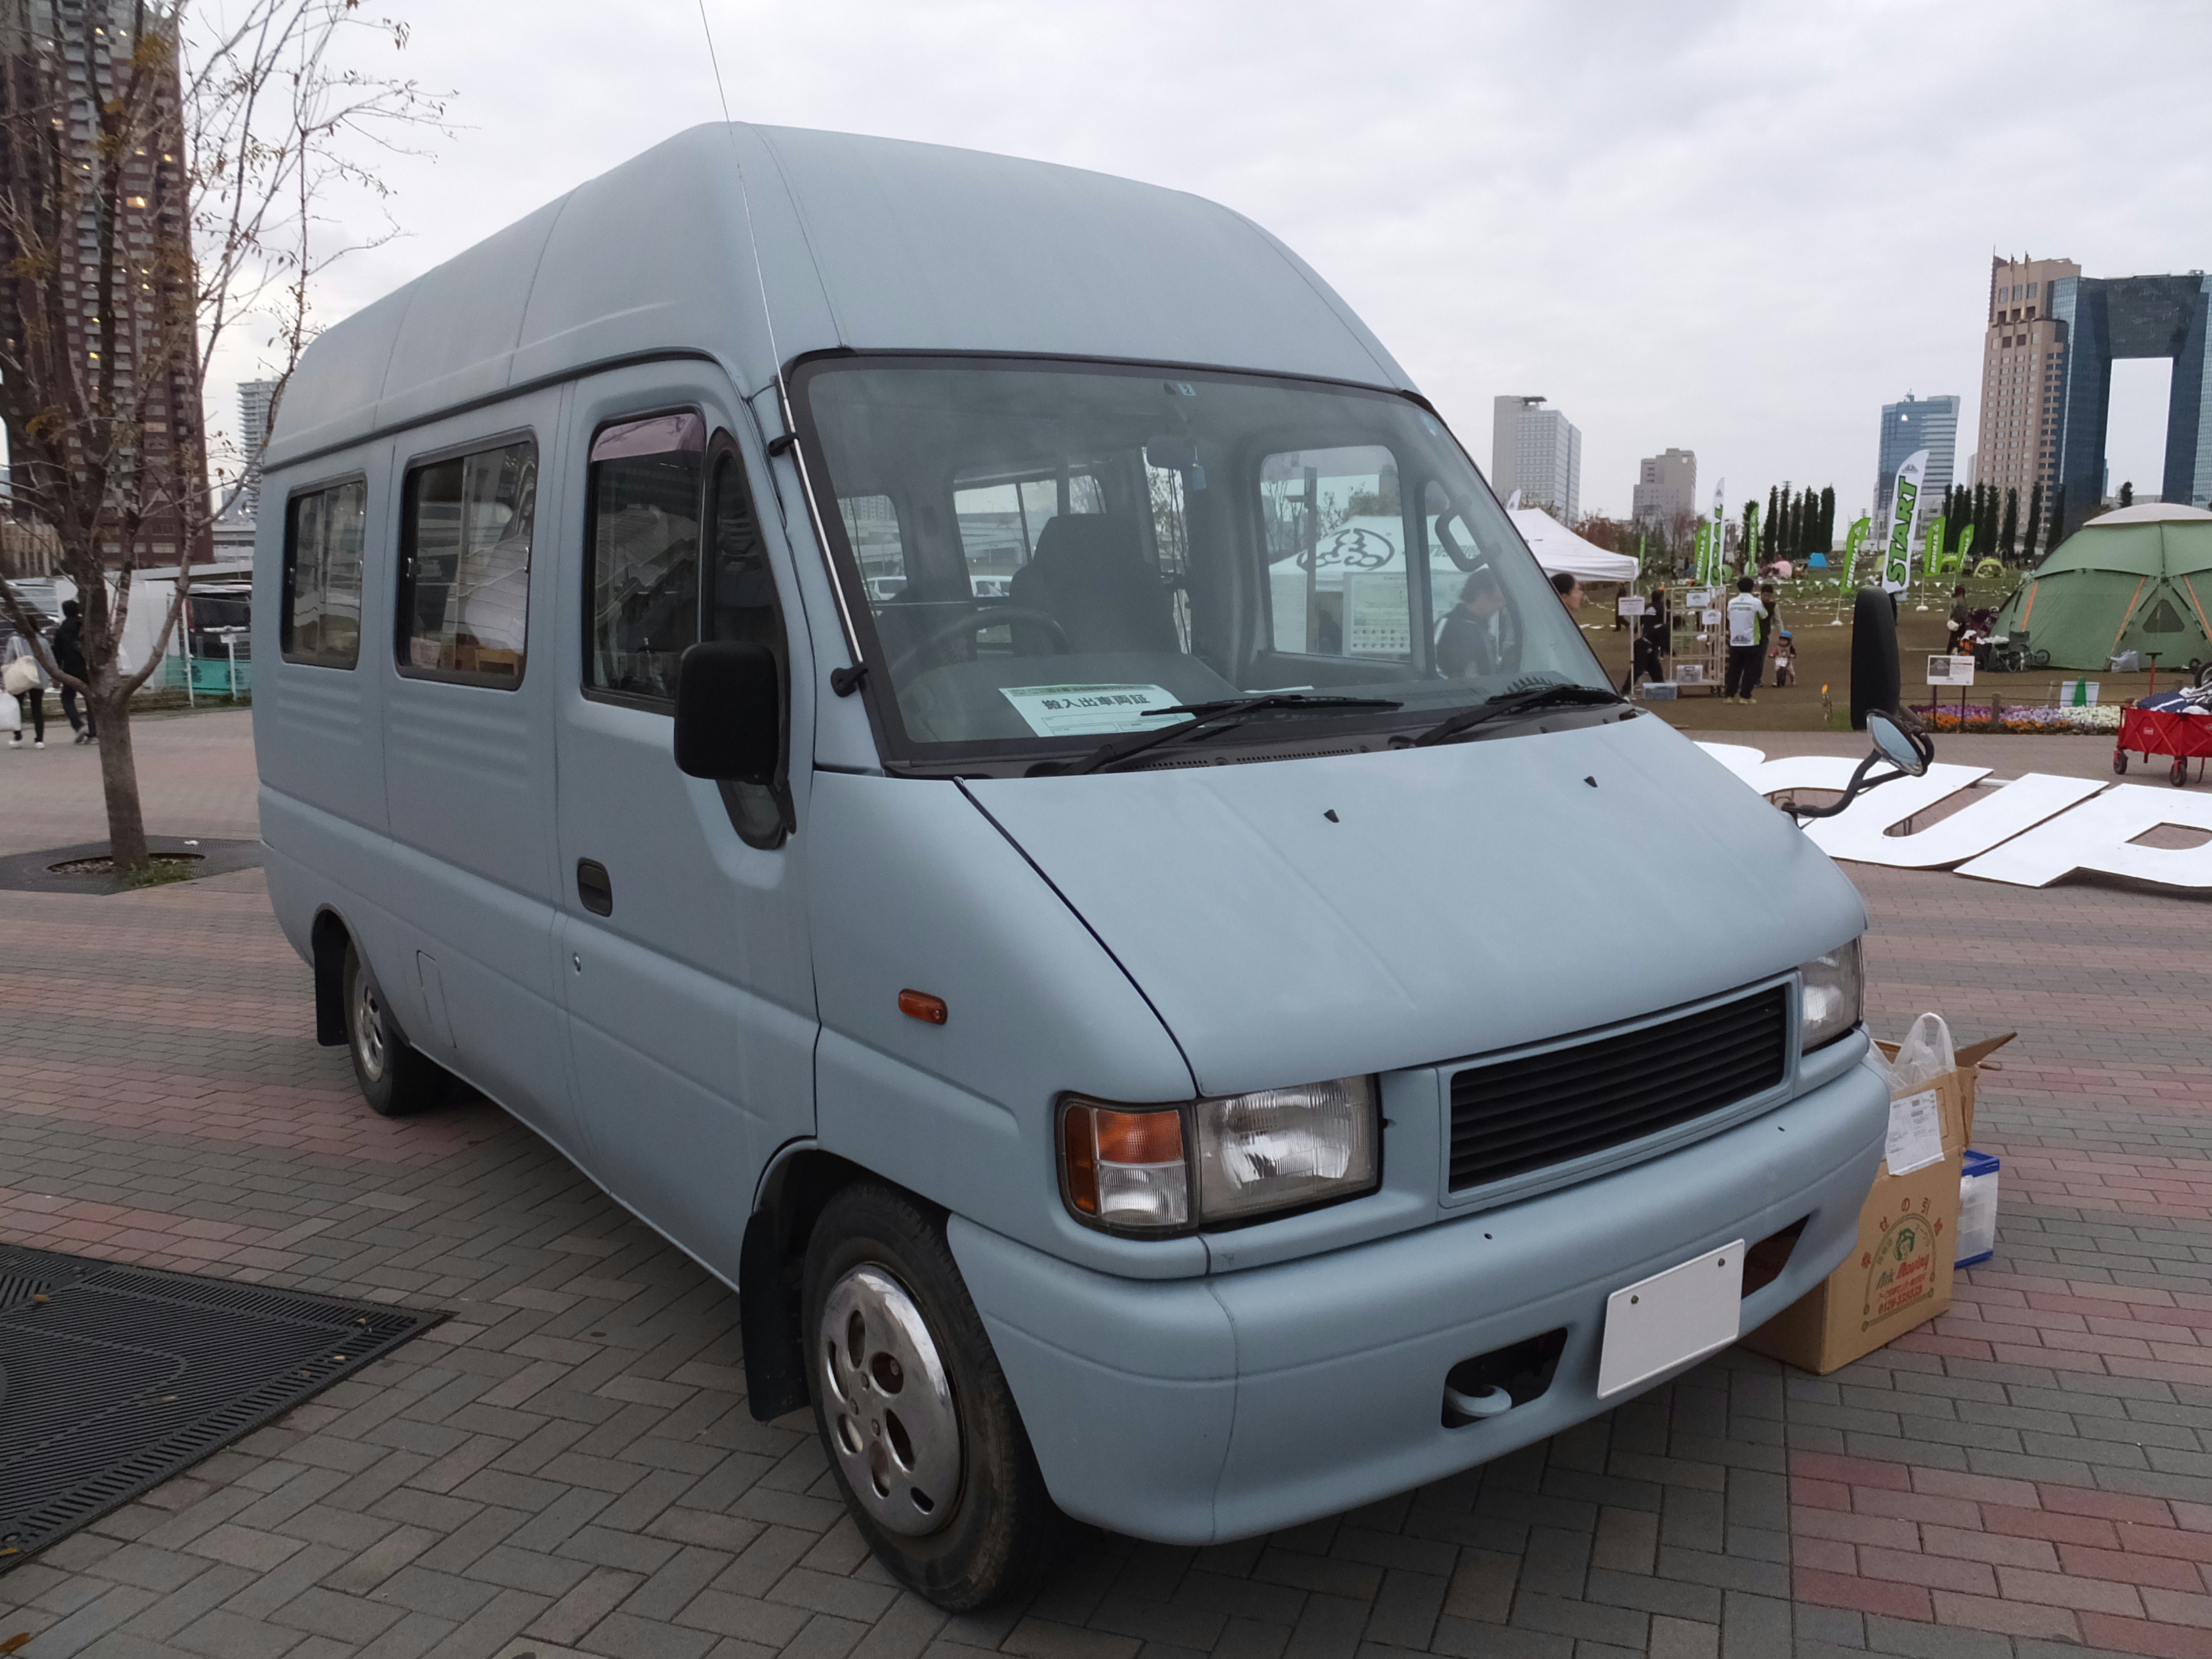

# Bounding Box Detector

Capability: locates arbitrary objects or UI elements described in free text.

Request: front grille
[1448,986,1788,1192]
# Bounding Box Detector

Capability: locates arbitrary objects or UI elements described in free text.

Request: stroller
[1771,631,1795,688]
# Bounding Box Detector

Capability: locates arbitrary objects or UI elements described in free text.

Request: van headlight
[1799,940,1864,1053]
[1059,1076,1380,1235]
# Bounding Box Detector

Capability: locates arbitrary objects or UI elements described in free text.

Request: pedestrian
[1632,585,1669,686]
[1550,571,1584,611]
[1723,576,1764,703]
[1753,581,1780,694]
[1946,586,1969,656]
[51,598,94,743]
[3,626,47,748]
[1436,568,1508,680]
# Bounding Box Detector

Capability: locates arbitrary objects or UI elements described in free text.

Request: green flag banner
[1742,503,1760,571]
[1928,514,1957,576]
[1841,516,1872,584]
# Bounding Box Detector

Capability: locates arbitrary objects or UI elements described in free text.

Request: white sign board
[1000,683,1193,738]
[1926,655,1976,686]
[1673,663,1706,684]
[1685,588,1714,608]
[1700,609,1723,628]
[1617,596,1647,617]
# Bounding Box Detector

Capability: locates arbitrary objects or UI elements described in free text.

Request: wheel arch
[741,1145,878,1420]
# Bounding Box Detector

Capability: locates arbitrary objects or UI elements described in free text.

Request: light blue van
[253,124,1888,1608]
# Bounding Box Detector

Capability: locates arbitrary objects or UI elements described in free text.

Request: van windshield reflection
[796,359,1610,764]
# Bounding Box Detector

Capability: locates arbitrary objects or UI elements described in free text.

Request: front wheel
[2114,747,2128,776]
[2173,756,2190,789]
[803,1183,1066,1609]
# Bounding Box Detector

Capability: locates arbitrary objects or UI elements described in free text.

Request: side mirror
[1865,710,1932,777]
[674,640,780,783]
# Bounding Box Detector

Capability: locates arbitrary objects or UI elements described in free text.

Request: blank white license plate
[1597,1240,1745,1399]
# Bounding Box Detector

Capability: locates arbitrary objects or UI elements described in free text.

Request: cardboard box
[1739,1030,2011,1375]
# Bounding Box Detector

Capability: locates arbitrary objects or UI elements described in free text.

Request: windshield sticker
[1000,683,1194,738]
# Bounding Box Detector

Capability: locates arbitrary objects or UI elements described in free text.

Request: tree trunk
[92,685,149,871]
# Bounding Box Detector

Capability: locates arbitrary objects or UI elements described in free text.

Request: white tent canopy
[1509,508,1639,583]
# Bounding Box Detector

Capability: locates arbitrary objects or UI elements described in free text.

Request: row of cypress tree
[1933,480,2061,565]
[1750,484,1837,560]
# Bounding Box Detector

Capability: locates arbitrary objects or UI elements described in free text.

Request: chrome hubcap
[819,1265,960,1535]
[352,977,387,1082]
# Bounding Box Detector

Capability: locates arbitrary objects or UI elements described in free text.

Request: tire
[2114,749,2128,775]
[341,941,446,1117]
[1849,589,1901,731]
[2172,756,2189,789]
[802,1183,1066,1610]
[2030,649,2051,670]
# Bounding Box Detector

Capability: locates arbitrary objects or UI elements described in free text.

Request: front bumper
[950,1057,1887,1544]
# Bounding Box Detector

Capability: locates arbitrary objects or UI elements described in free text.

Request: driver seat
[1009,514,1179,655]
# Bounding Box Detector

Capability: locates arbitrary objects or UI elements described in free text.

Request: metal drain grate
[0,1244,438,1572]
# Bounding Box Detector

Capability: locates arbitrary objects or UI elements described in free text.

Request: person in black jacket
[52,599,94,743]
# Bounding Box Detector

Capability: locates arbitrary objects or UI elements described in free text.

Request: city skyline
[195,2,2207,524]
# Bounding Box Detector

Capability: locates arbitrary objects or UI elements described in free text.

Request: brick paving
[0,712,2207,1658]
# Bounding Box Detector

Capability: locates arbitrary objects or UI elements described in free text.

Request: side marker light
[898,989,947,1025]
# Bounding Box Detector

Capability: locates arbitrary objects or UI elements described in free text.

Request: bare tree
[0,0,446,871]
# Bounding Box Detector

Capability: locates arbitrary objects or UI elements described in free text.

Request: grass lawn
[1574,576,2185,733]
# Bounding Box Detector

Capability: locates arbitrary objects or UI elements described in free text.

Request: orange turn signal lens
[1059,1101,1190,1231]
[1094,1108,1184,1165]
[897,989,947,1025]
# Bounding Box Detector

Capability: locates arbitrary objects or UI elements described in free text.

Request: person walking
[1946,586,1969,656]
[3,626,47,748]
[1753,581,1781,695]
[51,598,94,743]
[1723,576,1764,703]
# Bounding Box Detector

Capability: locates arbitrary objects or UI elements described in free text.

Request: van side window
[704,445,791,848]
[281,478,367,668]
[396,439,537,686]
[585,412,705,701]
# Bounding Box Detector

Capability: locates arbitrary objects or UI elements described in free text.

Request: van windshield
[794,358,1611,766]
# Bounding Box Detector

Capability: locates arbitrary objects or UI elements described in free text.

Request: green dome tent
[1990,503,2212,671]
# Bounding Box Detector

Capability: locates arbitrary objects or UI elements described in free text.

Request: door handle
[576,859,613,916]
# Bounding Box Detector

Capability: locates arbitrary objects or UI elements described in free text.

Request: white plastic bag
[0,691,18,733]
[1887,1012,1957,1093]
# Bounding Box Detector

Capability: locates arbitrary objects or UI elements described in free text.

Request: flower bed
[1910,702,2123,734]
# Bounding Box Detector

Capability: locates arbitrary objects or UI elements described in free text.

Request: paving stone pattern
[0,716,2207,1658]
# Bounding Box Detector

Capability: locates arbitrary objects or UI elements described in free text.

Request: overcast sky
[218,0,2212,523]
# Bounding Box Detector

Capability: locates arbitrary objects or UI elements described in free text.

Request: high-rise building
[1875,395,1959,531]
[2045,266,2212,537]
[1491,395,1581,519]
[0,0,205,564]
[1631,448,1696,529]
[1973,255,2079,544]
[236,379,278,518]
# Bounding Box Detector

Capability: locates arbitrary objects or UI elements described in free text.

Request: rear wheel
[802,1183,1065,1610]
[2114,747,2128,775]
[2172,756,2190,788]
[341,942,446,1117]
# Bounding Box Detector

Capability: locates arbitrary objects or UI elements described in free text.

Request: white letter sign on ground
[1956,784,2212,890]
[1805,770,2106,869]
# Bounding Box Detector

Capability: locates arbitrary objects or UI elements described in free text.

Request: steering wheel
[888,605,1071,680]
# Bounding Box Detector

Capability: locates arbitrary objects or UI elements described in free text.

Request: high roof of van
[265,123,1414,468]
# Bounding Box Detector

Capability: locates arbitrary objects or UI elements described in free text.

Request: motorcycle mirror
[1866,710,1931,777]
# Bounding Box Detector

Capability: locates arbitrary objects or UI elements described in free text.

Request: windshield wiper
[1409,682,1625,748]
[1061,694,1404,776]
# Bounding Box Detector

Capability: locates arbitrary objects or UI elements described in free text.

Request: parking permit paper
[1885,1088,1945,1176]
[1000,683,1193,738]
